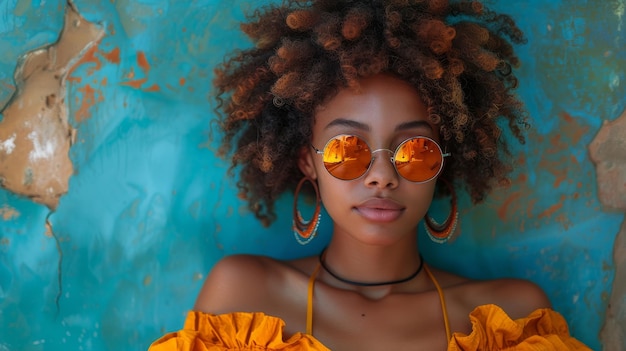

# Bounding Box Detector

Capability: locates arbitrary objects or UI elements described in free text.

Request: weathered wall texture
[590,110,626,350]
[0,3,103,210]
[0,0,624,350]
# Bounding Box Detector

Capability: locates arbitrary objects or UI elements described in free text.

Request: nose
[363,148,399,189]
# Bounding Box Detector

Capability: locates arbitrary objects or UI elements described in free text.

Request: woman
[150,0,591,349]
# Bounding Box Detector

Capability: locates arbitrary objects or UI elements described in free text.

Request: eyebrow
[394,120,433,132]
[324,118,432,132]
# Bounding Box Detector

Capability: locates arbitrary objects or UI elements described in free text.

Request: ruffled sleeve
[448,304,592,351]
[148,311,330,351]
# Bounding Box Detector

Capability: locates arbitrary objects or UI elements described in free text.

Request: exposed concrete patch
[589,114,626,210]
[0,204,20,221]
[0,1,104,210]
[589,108,626,350]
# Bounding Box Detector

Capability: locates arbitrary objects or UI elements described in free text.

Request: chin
[351,228,414,247]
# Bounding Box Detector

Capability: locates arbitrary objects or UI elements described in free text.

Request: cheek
[418,184,437,213]
[317,174,342,202]
[316,176,352,218]
[402,182,436,215]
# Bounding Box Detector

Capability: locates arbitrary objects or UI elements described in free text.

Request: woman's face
[299,74,441,246]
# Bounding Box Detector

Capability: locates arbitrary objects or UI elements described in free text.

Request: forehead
[312,74,431,132]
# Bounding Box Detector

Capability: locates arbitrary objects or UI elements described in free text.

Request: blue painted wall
[0,0,624,350]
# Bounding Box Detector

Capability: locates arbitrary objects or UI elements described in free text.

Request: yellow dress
[150,312,329,350]
[149,265,592,351]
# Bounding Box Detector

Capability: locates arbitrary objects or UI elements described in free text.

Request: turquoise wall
[0,0,624,350]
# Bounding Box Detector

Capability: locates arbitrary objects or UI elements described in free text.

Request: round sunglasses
[312,135,450,183]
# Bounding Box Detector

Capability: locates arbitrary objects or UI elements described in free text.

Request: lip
[354,198,405,223]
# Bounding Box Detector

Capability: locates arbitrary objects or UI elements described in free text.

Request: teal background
[0,0,624,350]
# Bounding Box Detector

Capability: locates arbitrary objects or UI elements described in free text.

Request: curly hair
[213,0,528,226]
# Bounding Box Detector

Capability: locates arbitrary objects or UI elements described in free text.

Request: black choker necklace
[318,249,424,287]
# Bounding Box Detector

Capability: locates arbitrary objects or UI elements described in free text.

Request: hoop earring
[424,178,458,244]
[293,176,322,245]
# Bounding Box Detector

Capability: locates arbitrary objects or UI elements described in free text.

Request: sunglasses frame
[312,134,451,183]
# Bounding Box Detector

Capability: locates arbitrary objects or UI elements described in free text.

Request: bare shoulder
[466,278,552,319]
[194,254,301,314]
[428,266,551,321]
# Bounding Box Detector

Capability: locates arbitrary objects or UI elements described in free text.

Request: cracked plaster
[0,2,103,210]
[589,109,626,351]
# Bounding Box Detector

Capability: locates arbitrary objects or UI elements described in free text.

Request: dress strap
[307,262,321,335]
[424,264,452,342]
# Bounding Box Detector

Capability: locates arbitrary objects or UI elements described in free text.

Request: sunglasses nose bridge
[370,148,396,163]
[370,148,394,156]
[367,148,400,179]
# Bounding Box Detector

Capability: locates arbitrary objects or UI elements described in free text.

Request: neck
[319,238,424,291]
[319,248,423,287]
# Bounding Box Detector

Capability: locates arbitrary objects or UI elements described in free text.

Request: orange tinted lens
[394,137,443,182]
[322,135,371,180]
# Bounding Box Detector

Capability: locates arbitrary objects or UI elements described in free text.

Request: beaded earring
[293,176,321,245]
[424,178,458,244]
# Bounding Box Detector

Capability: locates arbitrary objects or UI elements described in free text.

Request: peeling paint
[0,133,16,154]
[70,45,102,76]
[102,47,121,64]
[27,131,56,162]
[74,83,102,123]
[484,111,594,233]
[0,2,104,209]
[121,77,147,89]
[589,108,626,350]
[589,111,626,210]
[144,83,160,92]
[537,195,567,219]
[497,191,523,221]
[616,0,625,32]
[136,51,151,73]
[0,204,20,221]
